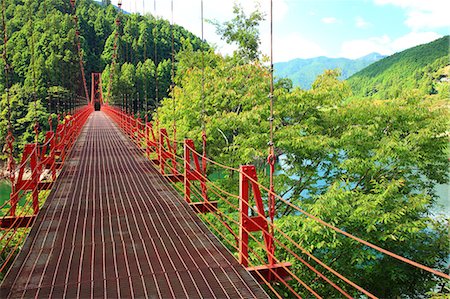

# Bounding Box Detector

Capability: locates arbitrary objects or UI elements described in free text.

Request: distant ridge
[348,36,450,98]
[274,53,385,89]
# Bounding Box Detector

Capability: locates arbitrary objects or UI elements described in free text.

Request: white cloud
[391,31,442,51]
[340,31,442,59]
[355,16,371,28]
[321,17,338,24]
[340,35,391,59]
[112,0,289,60]
[261,32,327,62]
[374,0,450,30]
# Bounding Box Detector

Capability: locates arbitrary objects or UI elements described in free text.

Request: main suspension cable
[153,0,159,113]
[200,0,207,173]
[267,0,276,230]
[28,1,39,143]
[171,0,176,143]
[1,0,11,132]
[106,0,122,105]
[70,0,89,103]
[1,0,15,183]
[143,0,148,117]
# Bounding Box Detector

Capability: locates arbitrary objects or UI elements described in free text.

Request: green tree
[136,59,156,110]
[274,76,449,297]
[156,44,449,296]
[210,3,265,62]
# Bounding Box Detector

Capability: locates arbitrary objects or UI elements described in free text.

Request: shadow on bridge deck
[1,111,268,298]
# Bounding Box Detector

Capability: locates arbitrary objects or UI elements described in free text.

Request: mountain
[274,53,385,89]
[348,36,450,98]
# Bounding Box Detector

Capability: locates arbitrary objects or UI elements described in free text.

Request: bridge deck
[1,112,268,298]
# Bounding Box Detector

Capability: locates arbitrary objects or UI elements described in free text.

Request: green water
[433,183,449,217]
[0,181,31,209]
[0,181,11,206]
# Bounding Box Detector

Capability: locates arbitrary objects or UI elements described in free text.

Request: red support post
[239,165,291,282]
[134,116,139,144]
[145,117,150,159]
[183,139,217,213]
[184,140,192,203]
[158,128,165,174]
[10,144,40,216]
[31,144,40,214]
[50,132,56,180]
[239,165,274,266]
[127,114,133,136]
[159,128,179,177]
[6,131,16,215]
[55,123,66,168]
[41,131,56,181]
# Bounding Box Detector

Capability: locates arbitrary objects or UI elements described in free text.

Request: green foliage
[0,0,108,153]
[101,13,206,108]
[0,0,205,151]
[0,84,50,153]
[156,43,449,296]
[275,77,448,296]
[348,36,450,98]
[156,44,271,168]
[210,3,265,63]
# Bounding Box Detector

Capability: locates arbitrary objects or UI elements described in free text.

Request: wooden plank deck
[0,112,268,298]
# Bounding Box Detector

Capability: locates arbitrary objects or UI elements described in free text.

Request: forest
[1,0,449,298]
[348,36,450,99]
[0,0,204,154]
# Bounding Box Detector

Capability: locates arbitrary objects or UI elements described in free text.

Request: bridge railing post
[134,116,139,144]
[121,109,124,129]
[50,132,56,180]
[129,114,133,136]
[184,139,192,203]
[56,123,66,166]
[158,129,165,174]
[10,144,40,216]
[238,165,292,282]
[239,165,274,267]
[41,131,56,181]
[31,144,40,214]
[123,112,127,133]
[145,121,150,159]
[123,111,127,133]
[183,139,216,213]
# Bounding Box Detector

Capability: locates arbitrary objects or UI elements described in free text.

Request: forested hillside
[274,53,384,89]
[348,36,450,98]
[0,0,203,155]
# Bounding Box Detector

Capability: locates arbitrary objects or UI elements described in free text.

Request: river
[278,155,449,217]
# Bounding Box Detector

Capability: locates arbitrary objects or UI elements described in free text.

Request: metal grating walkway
[1,112,268,298]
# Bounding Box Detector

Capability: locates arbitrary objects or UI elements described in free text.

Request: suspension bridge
[1,0,449,298]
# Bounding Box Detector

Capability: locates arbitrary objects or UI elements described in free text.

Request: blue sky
[113,0,450,62]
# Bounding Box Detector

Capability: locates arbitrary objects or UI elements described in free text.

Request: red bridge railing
[0,105,93,273]
[102,105,291,286]
[102,104,450,299]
